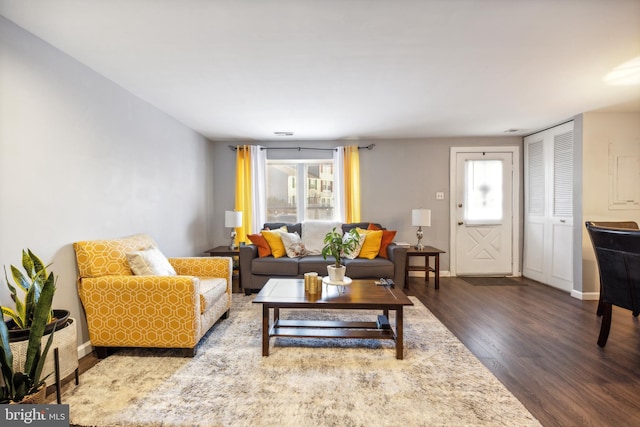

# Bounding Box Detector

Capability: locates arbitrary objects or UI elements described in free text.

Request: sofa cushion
[343,222,383,233]
[199,277,228,314]
[356,228,384,259]
[247,233,271,257]
[252,256,299,276]
[264,223,301,236]
[368,223,397,259]
[343,257,394,278]
[303,221,342,255]
[126,246,177,276]
[262,228,288,258]
[343,232,366,259]
[280,232,307,258]
[298,255,333,275]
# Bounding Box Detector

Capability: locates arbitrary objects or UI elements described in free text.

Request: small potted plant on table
[321,227,360,283]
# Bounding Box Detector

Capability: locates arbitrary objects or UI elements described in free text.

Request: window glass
[464,159,503,224]
[266,160,336,222]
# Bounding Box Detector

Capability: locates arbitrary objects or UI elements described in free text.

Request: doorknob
[458,221,464,226]
[458,203,463,208]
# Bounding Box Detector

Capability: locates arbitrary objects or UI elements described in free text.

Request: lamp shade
[412,209,431,227]
[225,210,242,228]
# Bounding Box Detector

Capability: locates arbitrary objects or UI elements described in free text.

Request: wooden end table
[204,246,240,292]
[404,246,445,290]
[253,278,413,359]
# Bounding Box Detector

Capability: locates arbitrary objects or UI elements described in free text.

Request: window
[266,160,336,222]
[464,159,503,224]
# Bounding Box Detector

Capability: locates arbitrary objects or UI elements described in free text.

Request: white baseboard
[78,340,93,358]
[408,270,451,278]
[570,290,600,300]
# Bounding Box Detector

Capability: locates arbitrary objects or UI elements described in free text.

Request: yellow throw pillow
[262,226,287,258]
[356,228,383,259]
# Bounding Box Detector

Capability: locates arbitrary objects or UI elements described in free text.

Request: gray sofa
[239,222,408,294]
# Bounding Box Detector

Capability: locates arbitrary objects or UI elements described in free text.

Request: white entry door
[452,150,517,276]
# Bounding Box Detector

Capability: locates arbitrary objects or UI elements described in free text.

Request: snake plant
[2,250,55,329]
[0,260,56,402]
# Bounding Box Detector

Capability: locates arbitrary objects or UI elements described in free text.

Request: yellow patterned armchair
[73,234,232,357]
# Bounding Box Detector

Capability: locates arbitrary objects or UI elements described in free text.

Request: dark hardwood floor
[69,276,640,426]
[406,276,640,427]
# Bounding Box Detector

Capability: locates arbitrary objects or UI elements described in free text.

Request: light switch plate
[436,192,445,200]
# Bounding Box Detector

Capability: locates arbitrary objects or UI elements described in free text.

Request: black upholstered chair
[586,221,639,316]
[585,222,640,347]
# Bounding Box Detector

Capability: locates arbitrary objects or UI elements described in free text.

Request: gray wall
[580,111,640,296]
[0,17,214,353]
[211,137,522,272]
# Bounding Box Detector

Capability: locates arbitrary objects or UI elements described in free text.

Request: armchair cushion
[126,246,177,276]
[199,278,228,315]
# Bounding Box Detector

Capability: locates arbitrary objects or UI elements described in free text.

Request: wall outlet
[436,192,445,200]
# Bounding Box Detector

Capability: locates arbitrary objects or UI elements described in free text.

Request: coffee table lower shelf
[264,318,401,358]
[271,319,396,340]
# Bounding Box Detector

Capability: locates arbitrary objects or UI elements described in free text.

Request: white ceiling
[1,0,639,141]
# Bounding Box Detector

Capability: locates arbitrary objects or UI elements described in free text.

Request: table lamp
[225,210,243,250]
[412,208,431,251]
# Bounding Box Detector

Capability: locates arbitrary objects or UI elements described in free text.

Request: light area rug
[58,295,541,427]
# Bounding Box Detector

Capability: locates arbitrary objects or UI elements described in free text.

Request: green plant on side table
[321,227,360,282]
[0,251,56,403]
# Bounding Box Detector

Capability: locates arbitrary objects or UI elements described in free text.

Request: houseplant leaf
[23,269,55,377]
[0,319,15,399]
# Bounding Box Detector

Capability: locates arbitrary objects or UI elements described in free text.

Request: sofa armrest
[77,275,200,348]
[239,244,258,290]
[386,244,408,288]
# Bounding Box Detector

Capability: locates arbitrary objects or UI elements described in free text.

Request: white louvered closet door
[523,122,574,292]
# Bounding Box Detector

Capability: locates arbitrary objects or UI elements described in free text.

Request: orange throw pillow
[248,234,271,257]
[368,223,396,259]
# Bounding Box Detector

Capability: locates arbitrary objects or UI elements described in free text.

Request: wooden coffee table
[253,278,414,359]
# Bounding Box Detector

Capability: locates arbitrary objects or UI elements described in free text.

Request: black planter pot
[7,309,71,343]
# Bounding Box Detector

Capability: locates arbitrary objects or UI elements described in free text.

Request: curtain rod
[228,144,375,152]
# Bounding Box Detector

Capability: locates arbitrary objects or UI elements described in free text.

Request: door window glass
[465,159,503,225]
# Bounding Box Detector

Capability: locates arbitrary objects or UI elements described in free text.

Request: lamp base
[229,230,237,251]
[415,226,425,251]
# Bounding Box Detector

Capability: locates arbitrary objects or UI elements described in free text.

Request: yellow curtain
[344,145,361,223]
[235,146,252,244]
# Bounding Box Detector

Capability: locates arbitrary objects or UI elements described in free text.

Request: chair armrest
[387,244,408,288]
[77,275,200,347]
[169,257,232,282]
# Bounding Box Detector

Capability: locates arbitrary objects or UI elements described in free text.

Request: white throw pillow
[126,246,177,276]
[342,233,366,259]
[302,221,343,255]
[280,232,307,258]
